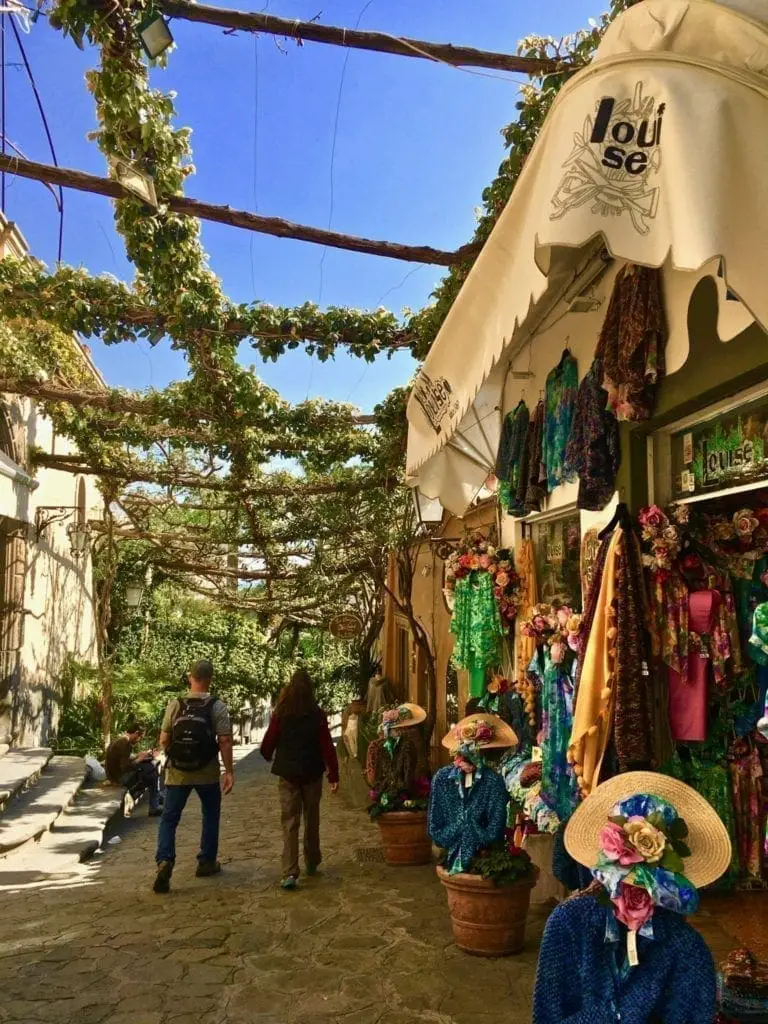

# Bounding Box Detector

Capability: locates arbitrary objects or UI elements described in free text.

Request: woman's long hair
[274,668,318,719]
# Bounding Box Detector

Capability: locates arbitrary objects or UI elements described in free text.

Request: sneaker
[280,876,298,890]
[153,861,173,894]
[195,860,222,878]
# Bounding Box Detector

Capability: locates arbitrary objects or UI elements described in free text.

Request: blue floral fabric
[543,350,578,491]
[539,647,578,824]
[533,894,716,1024]
[428,763,508,874]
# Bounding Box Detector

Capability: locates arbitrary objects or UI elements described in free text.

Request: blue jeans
[155,783,221,865]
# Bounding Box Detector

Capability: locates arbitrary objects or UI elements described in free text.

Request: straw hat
[565,771,732,889]
[441,713,518,751]
[382,702,426,730]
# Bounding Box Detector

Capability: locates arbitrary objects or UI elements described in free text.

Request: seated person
[105,722,163,816]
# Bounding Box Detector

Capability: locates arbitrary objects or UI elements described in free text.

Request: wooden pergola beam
[0,153,478,267]
[160,1,568,76]
[33,450,386,497]
[0,377,375,427]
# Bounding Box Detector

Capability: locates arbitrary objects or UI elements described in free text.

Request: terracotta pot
[376,810,432,866]
[436,864,538,957]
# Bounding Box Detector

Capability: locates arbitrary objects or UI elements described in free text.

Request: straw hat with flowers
[441,713,518,751]
[380,702,426,733]
[565,771,732,892]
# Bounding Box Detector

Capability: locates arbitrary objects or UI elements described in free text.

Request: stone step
[0,785,125,889]
[0,744,9,759]
[0,756,87,854]
[0,748,53,810]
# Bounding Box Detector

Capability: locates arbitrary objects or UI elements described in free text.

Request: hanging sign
[671,395,768,500]
[328,613,364,640]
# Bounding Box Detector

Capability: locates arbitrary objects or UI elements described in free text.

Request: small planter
[437,865,538,957]
[377,810,432,866]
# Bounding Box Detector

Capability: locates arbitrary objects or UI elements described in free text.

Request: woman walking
[261,669,339,889]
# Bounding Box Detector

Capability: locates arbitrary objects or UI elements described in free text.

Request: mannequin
[366,703,428,811]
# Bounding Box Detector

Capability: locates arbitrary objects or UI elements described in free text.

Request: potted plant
[437,829,539,956]
[369,784,432,866]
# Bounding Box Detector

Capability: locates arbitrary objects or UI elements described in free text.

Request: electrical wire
[9,14,64,260]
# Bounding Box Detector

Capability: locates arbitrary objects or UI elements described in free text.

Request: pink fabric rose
[556,607,572,628]
[600,822,644,866]
[566,632,581,653]
[638,505,665,530]
[478,554,491,570]
[533,615,548,632]
[611,883,655,932]
[495,571,510,588]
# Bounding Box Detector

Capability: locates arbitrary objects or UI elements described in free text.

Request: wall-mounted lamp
[35,507,92,560]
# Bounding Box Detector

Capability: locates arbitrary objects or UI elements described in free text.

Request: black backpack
[168,697,219,772]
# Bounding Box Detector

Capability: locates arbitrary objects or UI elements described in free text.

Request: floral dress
[450,573,505,698]
[538,647,579,823]
[543,350,578,491]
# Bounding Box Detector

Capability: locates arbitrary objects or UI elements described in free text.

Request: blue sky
[8,0,600,412]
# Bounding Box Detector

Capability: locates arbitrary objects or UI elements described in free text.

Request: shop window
[532,512,582,611]
[395,624,410,690]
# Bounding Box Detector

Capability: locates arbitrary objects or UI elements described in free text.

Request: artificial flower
[474,722,493,744]
[556,606,572,627]
[612,883,655,931]
[638,505,666,530]
[714,520,736,541]
[459,722,478,743]
[600,822,644,866]
[624,817,666,863]
[734,509,759,538]
[478,554,492,570]
[495,571,510,588]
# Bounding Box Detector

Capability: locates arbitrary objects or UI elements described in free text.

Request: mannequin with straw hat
[533,771,730,1024]
[365,703,429,814]
[428,713,517,875]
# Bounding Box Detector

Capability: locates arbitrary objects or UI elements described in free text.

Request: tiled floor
[697,890,768,963]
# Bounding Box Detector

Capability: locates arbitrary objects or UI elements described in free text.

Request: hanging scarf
[515,538,538,690]
[450,573,505,697]
[540,646,579,823]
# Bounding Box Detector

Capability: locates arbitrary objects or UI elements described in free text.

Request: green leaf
[668,817,689,841]
[672,840,691,859]
[660,848,685,875]
[608,815,627,827]
[647,811,668,833]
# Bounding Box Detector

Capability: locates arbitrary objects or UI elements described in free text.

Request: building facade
[0,217,104,748]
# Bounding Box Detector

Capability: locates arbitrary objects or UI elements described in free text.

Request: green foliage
[469,838,537,887]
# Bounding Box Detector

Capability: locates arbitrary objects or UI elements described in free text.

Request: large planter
[377,810,432,866]
[437,865,538,957]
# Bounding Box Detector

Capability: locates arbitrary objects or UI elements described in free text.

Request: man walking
[105,722,163,816]
[153,660,234,894]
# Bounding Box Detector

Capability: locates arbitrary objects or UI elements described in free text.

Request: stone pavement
[0,750,551,1024]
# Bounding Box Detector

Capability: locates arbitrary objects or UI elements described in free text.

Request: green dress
[450,573,505,697]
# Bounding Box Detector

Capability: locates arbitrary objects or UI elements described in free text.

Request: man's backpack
[168,697,219,772]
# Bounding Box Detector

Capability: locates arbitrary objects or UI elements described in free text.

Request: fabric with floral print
[596,264,666,422]
[565,358,621,512]
[729,747,764,880]
[450,573,505,697]
[539,646,578,823]
[495,400,530,515]
[543,351,578,491]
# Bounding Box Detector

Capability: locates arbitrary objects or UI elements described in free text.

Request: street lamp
[124,566,153,614]
[412,488,443,530]
[66,519,91,561]
[138,9,174,60]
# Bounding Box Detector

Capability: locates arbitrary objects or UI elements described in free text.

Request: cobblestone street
[0,752,550,1024]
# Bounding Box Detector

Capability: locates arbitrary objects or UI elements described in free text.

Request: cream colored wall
[12,400,100,746]
[0,214,102,746]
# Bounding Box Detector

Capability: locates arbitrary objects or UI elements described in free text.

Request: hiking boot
[196,860,222,878]
[153,861,173,894]
[280,875,298,890]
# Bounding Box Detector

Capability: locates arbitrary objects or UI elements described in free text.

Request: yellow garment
[515,538,538,687]
[568,528,622,799]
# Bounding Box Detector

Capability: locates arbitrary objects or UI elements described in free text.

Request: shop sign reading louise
[671,396,768,500]
[328,613,364,640]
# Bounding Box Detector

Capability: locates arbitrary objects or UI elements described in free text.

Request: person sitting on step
[105,721,163,817]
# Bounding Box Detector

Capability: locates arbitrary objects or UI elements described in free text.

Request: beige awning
[407,0,768,513]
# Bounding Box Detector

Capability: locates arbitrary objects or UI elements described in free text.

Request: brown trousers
[278,776,323,878]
